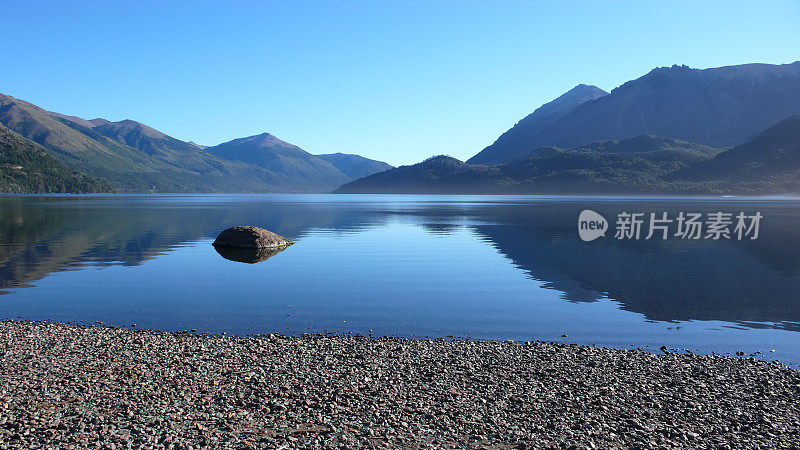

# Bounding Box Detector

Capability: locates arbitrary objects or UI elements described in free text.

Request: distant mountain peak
[537,84,608,112]
[470,61,800,166]
[633,61,800,87]
[467,84,608,165]
[204,132,354,192]
[88,118,110,126]
[422,155,467,166]
[565,84,607,96]
[227,132,298,149]
[46,111,105,129]
[333,154,484,194]
[47,112,168,140]
[315,152,393,179]
[97,119,168,140]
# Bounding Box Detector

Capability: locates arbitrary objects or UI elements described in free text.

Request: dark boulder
[212,226,294,249]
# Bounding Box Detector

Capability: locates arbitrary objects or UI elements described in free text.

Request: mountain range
[332,136,698,194]
[334,116,800,194]
[338,61,800,195]
[3,60,800,195]
[0,92,392,193]
[469,61,800,166]
[335,117,800,195]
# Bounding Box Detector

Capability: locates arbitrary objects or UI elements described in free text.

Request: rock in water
[213,226,294,249]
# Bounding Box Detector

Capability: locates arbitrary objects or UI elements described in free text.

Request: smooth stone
[212,226,293,249]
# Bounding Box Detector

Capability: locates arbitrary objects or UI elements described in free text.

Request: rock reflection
[213,245,291,264]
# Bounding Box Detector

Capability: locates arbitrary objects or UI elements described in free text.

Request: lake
[1,194,799,366]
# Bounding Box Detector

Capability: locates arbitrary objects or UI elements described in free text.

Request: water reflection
[213,245,291,264]
[1,195,799,333]
[0,195,385,290]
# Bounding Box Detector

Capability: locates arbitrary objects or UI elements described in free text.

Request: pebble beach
[1,320,798,448]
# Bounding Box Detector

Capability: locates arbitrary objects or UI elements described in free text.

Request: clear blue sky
[2,1,798,166]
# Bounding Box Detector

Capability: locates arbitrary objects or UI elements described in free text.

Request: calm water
[1,194,799,366]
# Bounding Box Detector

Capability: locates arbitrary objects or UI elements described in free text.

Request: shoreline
[5,192,800,199]
[1,320,798,448]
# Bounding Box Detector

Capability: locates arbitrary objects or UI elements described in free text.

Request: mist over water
[1,194,799,366]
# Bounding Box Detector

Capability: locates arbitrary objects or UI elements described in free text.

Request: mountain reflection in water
[1,194,799,342]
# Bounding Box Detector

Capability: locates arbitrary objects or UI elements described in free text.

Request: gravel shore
[1,320,798,448]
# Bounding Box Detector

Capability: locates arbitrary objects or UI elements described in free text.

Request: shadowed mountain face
[334,155,505,194]
[0,123,113,193]
[1,196,799,333]
[0,93,159,183]
[469,84,607,165]
[315,153,393,179]
[674,116,800,192]
[336,117,800,195]
[469,62,800,165]
[574,135,719,157]
[335,135,721,194]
